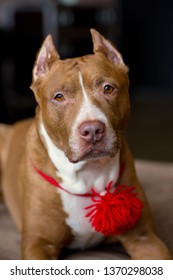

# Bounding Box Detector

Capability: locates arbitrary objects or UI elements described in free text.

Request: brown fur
[0,29,172,259]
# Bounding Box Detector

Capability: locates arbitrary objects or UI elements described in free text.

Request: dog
[0,29,172,260]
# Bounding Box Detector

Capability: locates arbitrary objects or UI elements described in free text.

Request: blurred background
[0,0,172,162]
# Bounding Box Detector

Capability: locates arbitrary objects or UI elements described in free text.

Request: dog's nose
[79,121,105,143]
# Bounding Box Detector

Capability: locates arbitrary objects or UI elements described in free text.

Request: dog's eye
[103,85,114,94]
[54,93,64,102]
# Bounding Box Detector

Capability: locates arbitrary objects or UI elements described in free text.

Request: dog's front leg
[22,236,61,260]
[117,228,172,260]
[116,142,172,260]
[21,213,72,260]
[21,185,73,260]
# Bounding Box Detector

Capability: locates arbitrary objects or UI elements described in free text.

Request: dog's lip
[69,147,116,163]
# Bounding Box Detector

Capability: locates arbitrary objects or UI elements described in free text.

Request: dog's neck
[39,122,120,195]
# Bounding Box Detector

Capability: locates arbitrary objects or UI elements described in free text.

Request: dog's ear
[90,29,125,66]
[32,35,60,83]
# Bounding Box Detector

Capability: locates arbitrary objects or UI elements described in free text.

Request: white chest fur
[58,153,120,249]
[40,123,120,249]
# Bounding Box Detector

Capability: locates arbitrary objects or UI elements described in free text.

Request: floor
[126,88,173,162]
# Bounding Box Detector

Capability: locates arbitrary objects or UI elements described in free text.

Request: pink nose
[79,121,105,143]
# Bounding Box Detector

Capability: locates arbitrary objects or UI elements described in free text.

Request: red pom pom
[85,182,144,236]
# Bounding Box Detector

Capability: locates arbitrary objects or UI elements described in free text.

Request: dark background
[0,0,172,162]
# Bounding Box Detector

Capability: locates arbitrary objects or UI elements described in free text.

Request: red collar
[31,159,143,236]
[32,160,126,197]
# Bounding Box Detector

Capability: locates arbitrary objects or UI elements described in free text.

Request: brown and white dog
[0,29,172,259]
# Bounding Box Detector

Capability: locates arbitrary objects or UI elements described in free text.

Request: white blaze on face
[77,71,109,126]
[69,72,116,156]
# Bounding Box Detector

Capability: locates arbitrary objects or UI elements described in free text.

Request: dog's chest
[56,153,120,249]
[60,193,104,249]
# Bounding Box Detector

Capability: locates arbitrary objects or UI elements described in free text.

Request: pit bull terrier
[0,29,172,259]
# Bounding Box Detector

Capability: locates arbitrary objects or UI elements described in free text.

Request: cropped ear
[90,29,125,66]
[32,35,60,83]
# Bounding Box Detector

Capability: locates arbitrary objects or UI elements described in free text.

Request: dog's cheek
[43,101,78,154]
[40,102,64,148]
[117,89,130,130]
[110,88,130,129]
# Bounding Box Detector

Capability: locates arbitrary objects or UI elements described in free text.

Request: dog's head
[31,29,130,163]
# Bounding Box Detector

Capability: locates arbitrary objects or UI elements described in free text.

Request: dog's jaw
[40,122,120,195]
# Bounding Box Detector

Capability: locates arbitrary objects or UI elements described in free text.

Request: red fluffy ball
[85,183,144,236]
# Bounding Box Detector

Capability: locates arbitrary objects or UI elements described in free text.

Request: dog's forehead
[52,53,121,83]
[47,54,124,90]
[43,53,126,94]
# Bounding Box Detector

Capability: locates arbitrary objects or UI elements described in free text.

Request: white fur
[40,123,120,249]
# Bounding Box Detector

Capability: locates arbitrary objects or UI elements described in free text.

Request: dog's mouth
[67,128,121,163]
[80,149,114,162]
[67,145,117,163]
